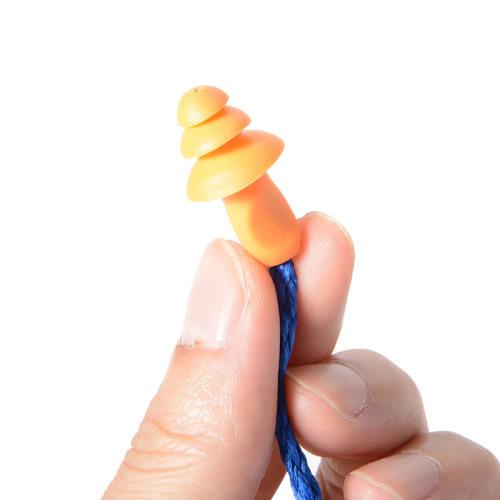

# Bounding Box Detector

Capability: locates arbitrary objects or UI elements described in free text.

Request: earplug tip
[177,86,229,127]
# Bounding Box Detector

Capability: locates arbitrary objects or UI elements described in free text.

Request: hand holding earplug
[103,88,500,500]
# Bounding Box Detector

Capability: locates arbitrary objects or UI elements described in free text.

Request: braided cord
[270,260,322,500]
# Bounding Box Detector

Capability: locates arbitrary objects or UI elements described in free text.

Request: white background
[1,1,499,498]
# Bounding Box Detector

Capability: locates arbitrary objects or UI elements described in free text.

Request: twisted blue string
[270,260,322,500]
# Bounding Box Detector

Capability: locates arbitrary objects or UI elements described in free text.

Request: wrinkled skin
[103,213,500,499]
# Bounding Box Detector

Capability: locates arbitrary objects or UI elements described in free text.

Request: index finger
[291,211,355,366]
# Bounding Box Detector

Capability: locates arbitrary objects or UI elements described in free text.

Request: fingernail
[306,211,354,251]
[181,239,246,348]
[286,362,369,419]
[349,453,442,500]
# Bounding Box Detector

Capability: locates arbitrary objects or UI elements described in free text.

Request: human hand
[102,212,500,499]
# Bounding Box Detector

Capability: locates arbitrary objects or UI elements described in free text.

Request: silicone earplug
[178,86,300,267]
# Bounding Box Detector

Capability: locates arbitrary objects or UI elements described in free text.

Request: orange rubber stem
[223,173,300,267]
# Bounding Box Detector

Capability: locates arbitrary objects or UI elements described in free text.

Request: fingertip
[290,212,355,365]
[180,238,247,349]
[303,211,355,257]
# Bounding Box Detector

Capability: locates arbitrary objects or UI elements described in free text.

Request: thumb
[103,239,280,500]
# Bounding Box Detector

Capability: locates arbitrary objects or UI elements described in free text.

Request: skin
[103,213,500,499]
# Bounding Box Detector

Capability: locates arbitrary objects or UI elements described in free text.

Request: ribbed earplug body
[179,85,300,267]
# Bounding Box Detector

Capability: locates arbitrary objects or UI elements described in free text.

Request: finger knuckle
[126,393,230,473]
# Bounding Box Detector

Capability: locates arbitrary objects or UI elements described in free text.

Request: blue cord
[270,260,322,500]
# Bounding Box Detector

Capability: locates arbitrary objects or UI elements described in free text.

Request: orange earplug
[178,86,300,267]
